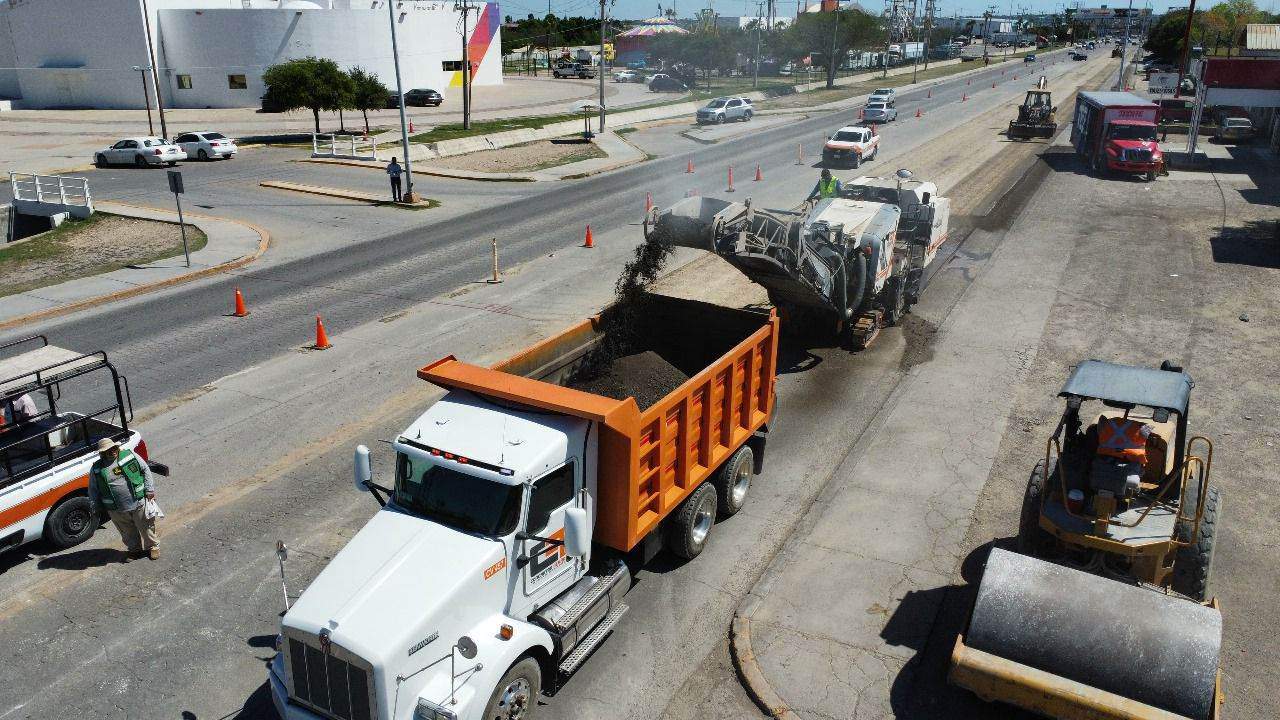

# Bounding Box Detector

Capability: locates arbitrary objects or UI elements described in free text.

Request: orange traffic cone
[645,192,654,213]
[967,78,971,85]
[583,225,594,248]
[232,288,249,317]
[314,315,332,350]
[992,82,997,88]
[915,108,922,118]
[409,120,414,133]
[686,159,694,173]
[962,93,967,102]
[927,88,932,98]
[754,164,763,181]
[726,165,735,193]
[859,107,865,119]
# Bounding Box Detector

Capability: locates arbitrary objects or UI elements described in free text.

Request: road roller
[950,360,1225,720]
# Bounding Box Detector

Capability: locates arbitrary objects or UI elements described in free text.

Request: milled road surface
[0,53,1122,720]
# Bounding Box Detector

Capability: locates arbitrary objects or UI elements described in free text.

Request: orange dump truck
[270,294,778,720]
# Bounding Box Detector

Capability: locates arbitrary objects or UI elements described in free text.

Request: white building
[0,0,502,110]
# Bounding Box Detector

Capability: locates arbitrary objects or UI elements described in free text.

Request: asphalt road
[2,53,1090,412]
[0,51,1124,720]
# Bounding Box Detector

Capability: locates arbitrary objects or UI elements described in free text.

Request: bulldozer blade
[955,548,1221,720]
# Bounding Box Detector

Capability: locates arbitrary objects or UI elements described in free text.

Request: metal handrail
[0,407,124,488]
[8,172,92,207]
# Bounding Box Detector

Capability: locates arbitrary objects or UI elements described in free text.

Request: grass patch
[410,112,591,143]
[0,213,207,298]
[616,127,638,135]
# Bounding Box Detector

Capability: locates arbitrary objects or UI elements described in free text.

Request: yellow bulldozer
[951,359,1224,720]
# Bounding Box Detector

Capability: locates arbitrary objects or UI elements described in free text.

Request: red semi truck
[1071,91,1164,181]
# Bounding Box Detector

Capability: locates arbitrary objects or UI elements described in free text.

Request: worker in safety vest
[1091,414,1153,498]
[87,438,159,561]
[807,168,843,202]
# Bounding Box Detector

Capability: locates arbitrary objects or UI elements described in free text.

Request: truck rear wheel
[712,446,753,518]
[483,657,541,720]
[44,495,97,550]
[665,483,717,560]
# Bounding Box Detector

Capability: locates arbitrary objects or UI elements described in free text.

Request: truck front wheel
[484,657,541,720]
[665,483,717,560]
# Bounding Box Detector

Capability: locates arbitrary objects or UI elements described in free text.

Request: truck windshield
[1108,124,1157,142]
[394,453,523,537]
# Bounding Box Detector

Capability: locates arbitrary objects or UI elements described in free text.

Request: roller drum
[967,548,1221,720]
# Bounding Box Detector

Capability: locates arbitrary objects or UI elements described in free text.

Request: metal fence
[311,134,380,161]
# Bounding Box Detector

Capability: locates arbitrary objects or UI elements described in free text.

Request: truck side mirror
[353,444,372,492]
[563,507,591,557]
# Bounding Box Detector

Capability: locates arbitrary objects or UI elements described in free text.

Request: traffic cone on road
[859,108,865,119]
[687,159,695,173]
[927,88,932,98]
[232,288,249,317]
[754,163,763,181]
[967,78,971,85]
[726,165,736,193]
[314,315,332,350]
[962,93,967,102]
[583,225,594,248]
[409,120,414,133]
[645,192,654,213]
[915,108,922,118]
[992,82,997,88]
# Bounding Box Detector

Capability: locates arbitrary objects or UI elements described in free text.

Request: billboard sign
[1149,72,1180,94]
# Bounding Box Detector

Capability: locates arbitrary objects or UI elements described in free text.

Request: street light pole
[599,0,607,131]
[457,0,475,131]
[753,2,764,89]
[1115,0,1133,90]
[132,65,155,136]
[139,0,168,139]
[387,0,417,202]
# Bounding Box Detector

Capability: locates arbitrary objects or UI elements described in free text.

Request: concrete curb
[258,180,436,206]
[0,205,270,332]
[730,616,795,719]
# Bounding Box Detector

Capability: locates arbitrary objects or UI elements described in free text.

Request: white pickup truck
[822,124,880,168]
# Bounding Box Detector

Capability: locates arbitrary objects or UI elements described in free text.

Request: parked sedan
[95,137,186,168]
[862,101,897,123]
[389,88,443,107]
[1215,117,1255,143]
[174,131,237,161]
[613,69,641,82]
[648,74,689,92]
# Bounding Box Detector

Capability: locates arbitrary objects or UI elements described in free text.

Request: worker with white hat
[87,438,159,561]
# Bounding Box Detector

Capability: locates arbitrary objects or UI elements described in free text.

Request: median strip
[258,180,438,208]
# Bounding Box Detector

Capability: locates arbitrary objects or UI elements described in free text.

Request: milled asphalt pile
[571,350,690,410]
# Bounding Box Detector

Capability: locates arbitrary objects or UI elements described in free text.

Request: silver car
[696,96,753,124]
[863,102,897,123]
[175,130,238,161]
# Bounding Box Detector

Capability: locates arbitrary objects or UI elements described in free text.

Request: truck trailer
[268,294,779,720]
[1070,91,1164,180]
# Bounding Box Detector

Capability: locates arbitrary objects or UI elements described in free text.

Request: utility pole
[387,0,417,202]
[829,5,840,88]
[921,0,935,72]
[139,0,168,139]
[599,0,608,131]
[132,65,154,135]
[753,1,764,88]
[457,0,475,131]
[1176,0,1197,97]
[1115,0,1133,90]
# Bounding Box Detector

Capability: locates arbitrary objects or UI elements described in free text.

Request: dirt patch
[0,213,207,298]
[898,312,938,371]
[431,138,606,173]
[569,350,690,409]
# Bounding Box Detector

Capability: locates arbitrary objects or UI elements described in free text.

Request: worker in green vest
[807,168,843,202]
[87,438,159,562]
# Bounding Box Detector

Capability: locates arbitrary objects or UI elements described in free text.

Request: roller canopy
[967,548,1220,720]
[1060,360,1192,414]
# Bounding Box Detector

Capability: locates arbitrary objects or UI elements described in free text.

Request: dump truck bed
[420,294,779,551]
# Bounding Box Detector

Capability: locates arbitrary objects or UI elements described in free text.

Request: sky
[498,0,1278,23]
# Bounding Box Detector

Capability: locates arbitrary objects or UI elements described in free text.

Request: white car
[612,69,641,82]
[863,101,897,123]
[95,136,186,167]
[869,88,896,106]
[174,130,237,161]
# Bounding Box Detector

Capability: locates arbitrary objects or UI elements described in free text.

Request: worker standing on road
[387,157,404,203]
[88,438,160,562]
[807,168,842,201]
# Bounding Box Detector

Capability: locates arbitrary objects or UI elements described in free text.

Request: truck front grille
[288,637,374,720]
[1125,149,1154,162]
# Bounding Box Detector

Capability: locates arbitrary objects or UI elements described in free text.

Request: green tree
[262,56,354,133]
[347,66,389,135]
[1208,0,1261,47]
[780,9,882,88]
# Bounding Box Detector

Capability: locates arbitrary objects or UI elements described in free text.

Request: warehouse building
[0,0,502,110]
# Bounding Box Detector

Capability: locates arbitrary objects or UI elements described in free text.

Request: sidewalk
[0,202,267,328]
[731,146,1077,719]
[306,129,646,182]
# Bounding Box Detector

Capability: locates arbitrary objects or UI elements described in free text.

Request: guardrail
[9,173,92,207]
[311,133,379,161]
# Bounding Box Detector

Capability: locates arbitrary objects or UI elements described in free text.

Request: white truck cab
[270,390,605,720]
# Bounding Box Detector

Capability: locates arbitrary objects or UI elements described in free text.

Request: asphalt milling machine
[950,360,1225,720]
[644,169,949,349]
[1008,75,1058,141]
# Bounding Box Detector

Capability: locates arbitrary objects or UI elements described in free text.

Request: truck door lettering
[528,528,567,582]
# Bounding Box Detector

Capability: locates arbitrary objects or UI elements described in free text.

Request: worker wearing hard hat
[807,168,842,201]
[88,438,160,562]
